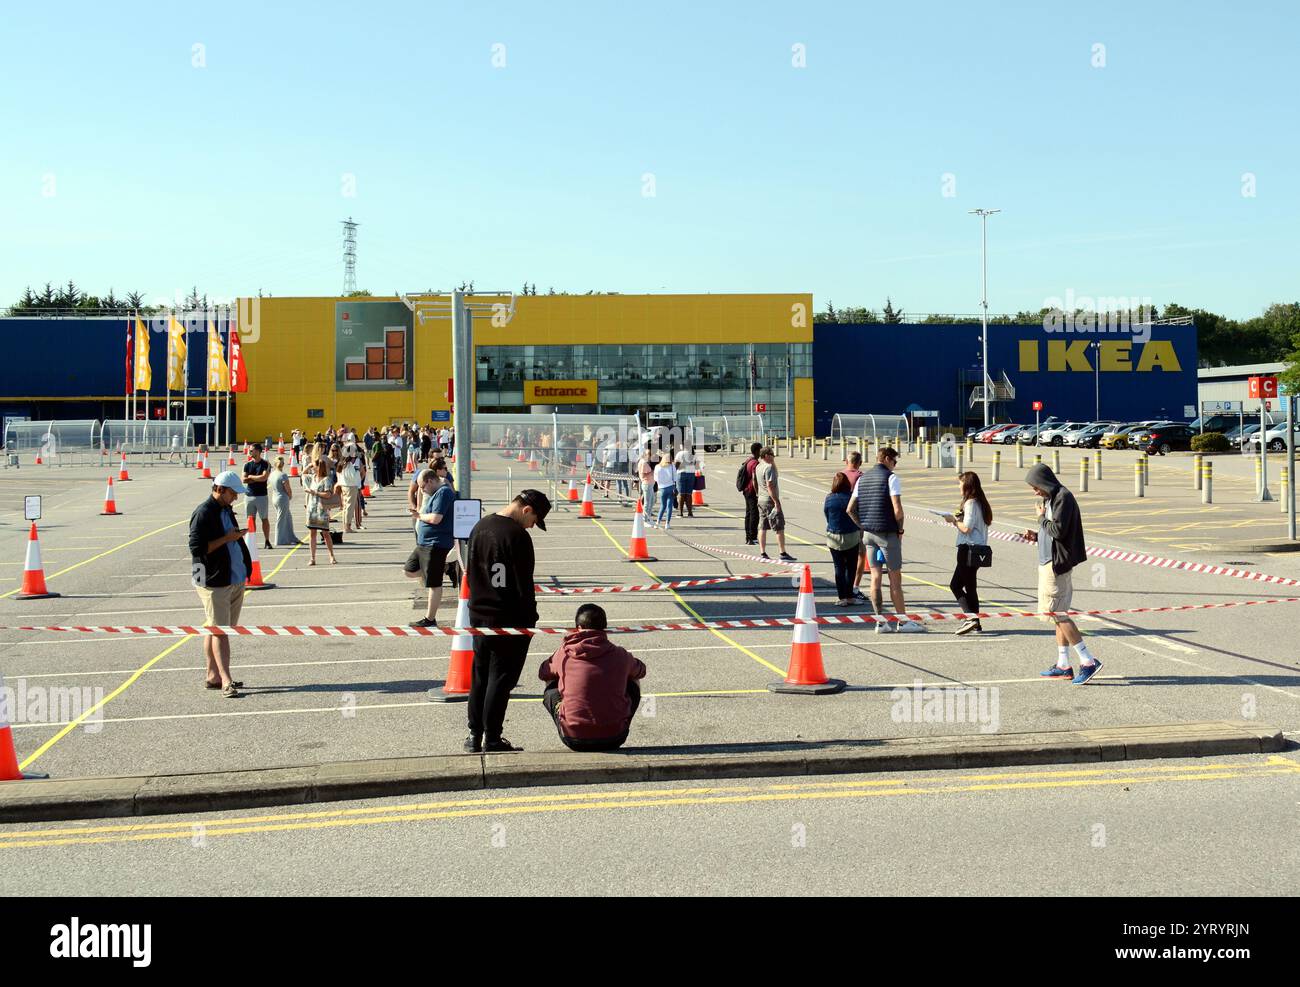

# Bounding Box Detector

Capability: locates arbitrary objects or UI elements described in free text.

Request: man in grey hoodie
[1023,463,1102,685]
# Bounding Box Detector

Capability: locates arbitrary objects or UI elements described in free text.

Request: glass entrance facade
[475,342,812,420]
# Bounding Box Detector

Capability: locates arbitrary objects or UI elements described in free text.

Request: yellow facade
[236,293,814,440]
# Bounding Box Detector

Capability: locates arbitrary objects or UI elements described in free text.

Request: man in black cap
[463,489,551,752]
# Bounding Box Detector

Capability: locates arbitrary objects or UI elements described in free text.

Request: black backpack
[735,460,751,492]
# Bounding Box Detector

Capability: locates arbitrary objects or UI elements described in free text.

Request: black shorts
[404,544,451,589]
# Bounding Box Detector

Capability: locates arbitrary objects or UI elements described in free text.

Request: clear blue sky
[2,0,1295,319]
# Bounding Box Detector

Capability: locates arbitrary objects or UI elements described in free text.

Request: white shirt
[674,449,696,472]
[654,464,678,488]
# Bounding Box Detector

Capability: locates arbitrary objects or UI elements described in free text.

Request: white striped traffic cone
[579,471,599,518]
[17,522,60,600]
[289,452,300,478]
[567,477,579,502]
[244,515,274,590]
[118,452,131,481]
[692,465,707,507]
[200,454,212,480]
[625,498,656,562]
[769,565,844,694]
[430,573,472,702]
[227,449,236,467]
[101,476,122,515]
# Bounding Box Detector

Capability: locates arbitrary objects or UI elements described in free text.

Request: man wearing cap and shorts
[464,489,550,753]
[188,470,253,698]
[243,443,273,550]
[846,447,923,633]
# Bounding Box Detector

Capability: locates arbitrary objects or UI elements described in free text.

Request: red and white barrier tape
[8,595,1296,640]
[906,511,1300,589]
[666,532,804,570]
[534,570,788,595]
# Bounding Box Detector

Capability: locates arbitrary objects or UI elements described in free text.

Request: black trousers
[542,681,641,752]
[829,546,859,600]
[743,493,759,542]
[949,556,981,618]
[468,636,532,740]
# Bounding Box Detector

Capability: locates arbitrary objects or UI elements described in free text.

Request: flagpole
[225,316,232,450]
[204,319,212,448]
[165,313,171,423]
[124,312,130,425]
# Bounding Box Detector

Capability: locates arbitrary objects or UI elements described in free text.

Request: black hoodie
[1025,463,1088,575]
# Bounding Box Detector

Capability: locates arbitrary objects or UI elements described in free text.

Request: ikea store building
[0,293,1197,442]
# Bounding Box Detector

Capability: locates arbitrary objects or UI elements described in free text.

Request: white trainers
[875,617,894,633]
[896,620,926,633]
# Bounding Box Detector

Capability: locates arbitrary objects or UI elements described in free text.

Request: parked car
[1249,422,1300,452]
[1129,421,1182,448]
[979,423,1018,443]
[1037,421,1088,446]
[1143,423,1195,455]
[1018,416,1061,444]
[966,424,1000,439]
[1227,423,1262,448]
[1099,423,1143,449]
[1000,425,1030,444]
[1069,422,1116,448]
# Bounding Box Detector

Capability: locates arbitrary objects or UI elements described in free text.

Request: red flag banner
[229,323,248,393]
[124,317,134,395]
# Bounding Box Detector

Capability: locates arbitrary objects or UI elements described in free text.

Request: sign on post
[24,496,40,521]
[1183,405,1196,418]
[431,410,451,422]
[1248,376,1279,400]
[1031,401,1044,412]
[754,403,766,413]
[453,499,482,540]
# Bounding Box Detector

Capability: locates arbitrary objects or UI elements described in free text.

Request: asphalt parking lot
[1,443,1298,782]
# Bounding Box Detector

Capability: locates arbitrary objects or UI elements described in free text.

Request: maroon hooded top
[538,629,647,738]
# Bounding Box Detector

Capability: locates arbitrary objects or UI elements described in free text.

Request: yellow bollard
[1052,448,1062,475]
[1080,457,1089,492]
[955,443,964,474]
[1094,449,1102,480]
[1193,453,1203,490]
[1282,466,1290,514]
[1135,460,1145,497]
[992,449,1001,481]
[925,442,934,469]
[1202,459,1213,504]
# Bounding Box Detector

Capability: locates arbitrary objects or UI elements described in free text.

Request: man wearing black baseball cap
[463,489,550,752]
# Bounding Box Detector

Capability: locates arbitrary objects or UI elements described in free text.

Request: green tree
[882,297,904,323]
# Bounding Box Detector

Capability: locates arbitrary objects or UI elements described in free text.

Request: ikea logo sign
[1018,340,1181,373]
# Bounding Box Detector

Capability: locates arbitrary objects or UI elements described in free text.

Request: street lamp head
[969,208,1002,217]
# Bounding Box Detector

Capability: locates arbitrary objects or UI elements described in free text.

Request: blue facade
[813,321,1198,434]
[0,316,234,440]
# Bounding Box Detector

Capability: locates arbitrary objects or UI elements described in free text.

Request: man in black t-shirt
[242,443,273,550]
[463,489,550,753]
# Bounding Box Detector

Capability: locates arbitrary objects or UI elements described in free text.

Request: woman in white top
[942,470,992,635]
[651,455,678,529]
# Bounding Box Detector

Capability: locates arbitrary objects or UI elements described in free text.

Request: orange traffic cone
[579,472,599,518]
[625,498,657,562]
[227,449,236,467]
[277,438,285,454]
[34,451,42,466]
[244,515,274,590]
[430,574,473,702]
[516,448,526,463]
[361,481,371,497]
[118,452,131,481]
[692,466,707,507]
[290,453,300,478]
[566,477,579,502]
[100,476,122,515]
[200,454,212,480]
[17,523,60,600]
[0,672,23,780]
[528,453,540,471]
[470,457,479,472]
[769,566,844,694]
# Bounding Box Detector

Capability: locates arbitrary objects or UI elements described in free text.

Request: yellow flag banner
[167,316,187,390]
[133,319,152,390]
[207,322,230,392]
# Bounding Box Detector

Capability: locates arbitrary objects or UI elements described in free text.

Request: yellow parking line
[3,759,1294,849]
[1,519,188,599]
[18,635,194,771]
[588,518,785,675]
[265,541,302,579]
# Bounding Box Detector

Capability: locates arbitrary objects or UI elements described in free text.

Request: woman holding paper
[942,471,993,635]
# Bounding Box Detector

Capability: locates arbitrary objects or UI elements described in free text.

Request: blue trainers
[1072,658,1103,685]
[1040,665,1074,679]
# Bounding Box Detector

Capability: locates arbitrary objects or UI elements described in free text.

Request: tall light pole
[970,208,1000,427]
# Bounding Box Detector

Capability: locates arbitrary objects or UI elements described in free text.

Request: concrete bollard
[822,439,828,461]
[1254,457,1262,496]
[1094,449,1102,480]
[1080,457,1089,492]
[1282,466,1290,514]
[1193,454,1203,491]
[1143,454,1150,486]
[804,438,810,459]
[1034,453,1042,467]
[1051,448,1061,475]
[955,443,964,474]
[1016,442,1024,468]
[925,442,934,469]
[1134,460,1145,497]
[992,449,1001,481]
[1202,459,1213,504]
[965,439,975,462]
